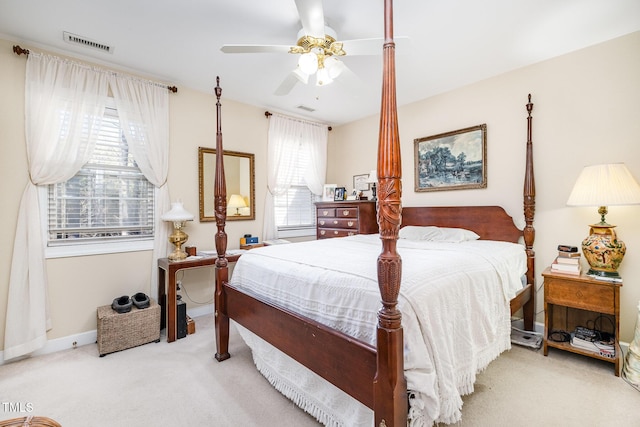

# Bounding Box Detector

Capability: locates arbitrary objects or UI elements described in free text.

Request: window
[46,105,154,256]
[273,148,319,236]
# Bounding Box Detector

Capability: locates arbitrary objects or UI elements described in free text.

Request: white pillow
[398,226,480,243]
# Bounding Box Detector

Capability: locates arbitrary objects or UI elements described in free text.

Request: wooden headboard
[401,206,522,243]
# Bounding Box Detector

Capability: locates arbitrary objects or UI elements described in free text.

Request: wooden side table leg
[543,301,549,356]
[167,267,176,343]
[158,266,166,332]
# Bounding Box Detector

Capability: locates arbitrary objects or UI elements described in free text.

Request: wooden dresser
[315,201,378,239]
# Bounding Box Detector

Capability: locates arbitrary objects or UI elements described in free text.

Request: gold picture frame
[414,124,487,192]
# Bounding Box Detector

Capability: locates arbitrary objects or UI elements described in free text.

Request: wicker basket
[97,298,160,356]
[0,416,61,427]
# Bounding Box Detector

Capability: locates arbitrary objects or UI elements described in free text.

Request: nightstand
[542,267,622,376]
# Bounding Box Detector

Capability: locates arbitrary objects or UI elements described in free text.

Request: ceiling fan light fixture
[298,52,318,75]
[324,56,345,79]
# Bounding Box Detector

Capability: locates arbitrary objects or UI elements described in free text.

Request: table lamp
[161,201,194,261]
[566,163,640,278]
[228,194,247,216]
[366,170,378,201]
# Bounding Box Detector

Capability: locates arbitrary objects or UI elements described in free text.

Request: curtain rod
[12,44,178,93]
[265,111,332,131]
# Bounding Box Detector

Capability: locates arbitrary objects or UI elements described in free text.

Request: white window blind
[273,147,318,231]
[47,106,154,246]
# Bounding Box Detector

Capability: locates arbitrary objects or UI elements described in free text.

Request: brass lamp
[161,201,194,261]
[228,194,247,216]
[566,163,640,278]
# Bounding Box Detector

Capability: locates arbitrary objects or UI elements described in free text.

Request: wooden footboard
[223,284,377,407]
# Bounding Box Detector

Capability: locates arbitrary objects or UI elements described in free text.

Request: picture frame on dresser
[323,184,337,201]
[334,187,346,201]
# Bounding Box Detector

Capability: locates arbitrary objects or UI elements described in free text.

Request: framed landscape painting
[414,124,487,192]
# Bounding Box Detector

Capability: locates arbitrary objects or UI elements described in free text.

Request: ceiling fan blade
[295,0,325,38]
[221,44,292,54]
[341,36,411,56]
[274,68,308,96]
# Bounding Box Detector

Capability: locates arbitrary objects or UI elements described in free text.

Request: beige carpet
[0,315,637,426]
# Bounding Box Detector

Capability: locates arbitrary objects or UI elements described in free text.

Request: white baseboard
[511,318,545,334]
[0,304,215,366]
[186,303,214,318]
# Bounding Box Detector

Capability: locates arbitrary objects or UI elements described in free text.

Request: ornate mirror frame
[198,147,255,221]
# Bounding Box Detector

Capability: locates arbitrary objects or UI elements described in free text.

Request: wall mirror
[198,147,255,221]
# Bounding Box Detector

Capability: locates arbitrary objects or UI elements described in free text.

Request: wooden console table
[158,254,240,342]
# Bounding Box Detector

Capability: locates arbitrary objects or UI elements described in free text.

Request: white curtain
[5,55,172,361]
[109,74,171,301]
[263,114,328,240]
[4,53,109,360]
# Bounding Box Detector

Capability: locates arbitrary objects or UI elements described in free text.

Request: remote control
[557,244,578,253]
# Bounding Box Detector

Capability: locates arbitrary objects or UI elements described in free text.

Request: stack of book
[550,245,582,275]
[570,326,615,357]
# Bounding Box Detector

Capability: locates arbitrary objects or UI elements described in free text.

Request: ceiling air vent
[63,31,113,54]
[296,105,315,113]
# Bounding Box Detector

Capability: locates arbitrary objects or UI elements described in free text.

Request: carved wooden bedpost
[523,94,536,331]
[213,76,231,361]
[374,0,408,425]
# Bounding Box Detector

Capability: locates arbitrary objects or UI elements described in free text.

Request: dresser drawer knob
[322,210,330,216]
[343,210,349,216]
[333,220,338,225]
[348,221,354,227]
[348,232,356,236]
[333,230,339,235]
[319,220,325,225]
[320,230,325,235]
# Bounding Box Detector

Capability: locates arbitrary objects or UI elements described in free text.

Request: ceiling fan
[220,0,399,96]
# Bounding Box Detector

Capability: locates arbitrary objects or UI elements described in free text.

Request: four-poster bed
[211,1,535,425]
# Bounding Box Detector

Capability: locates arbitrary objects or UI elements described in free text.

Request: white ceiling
[1,0,639,125]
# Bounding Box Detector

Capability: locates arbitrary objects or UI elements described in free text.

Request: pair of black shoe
[111,293,150,313]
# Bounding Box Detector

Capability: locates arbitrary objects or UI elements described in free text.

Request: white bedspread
[229,234,527,426]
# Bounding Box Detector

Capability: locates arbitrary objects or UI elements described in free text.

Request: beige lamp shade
[567,163,640,209]
[227,194,247,216]
[228,194,247,215]
[228,194,247,208]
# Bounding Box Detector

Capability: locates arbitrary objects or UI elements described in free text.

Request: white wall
[329,32,640,342]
